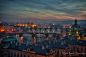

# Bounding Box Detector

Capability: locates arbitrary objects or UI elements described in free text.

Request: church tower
[68,19,81,36]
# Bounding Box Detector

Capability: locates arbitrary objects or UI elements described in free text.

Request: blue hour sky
[0,0,86,23]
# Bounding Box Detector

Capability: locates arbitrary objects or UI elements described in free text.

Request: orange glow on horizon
[32,24,36,27]
[16,24,25,26]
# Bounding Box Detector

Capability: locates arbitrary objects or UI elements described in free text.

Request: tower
[68,19,81,36]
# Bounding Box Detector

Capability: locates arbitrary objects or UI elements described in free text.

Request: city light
[6,36,9,38]
[53,23,55,25]
[21,36,23,40]
[11,29,13,31]
[32,24,36,27]
[1,29,5,32]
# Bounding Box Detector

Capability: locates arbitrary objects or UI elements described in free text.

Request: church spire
[75,19,77,25]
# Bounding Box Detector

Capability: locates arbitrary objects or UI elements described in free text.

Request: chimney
[19,43,21,46]
[16,42,18,46]
[53,41,55,44]
[13,41,15,43]
[64,40,66,44]
[26,43,28,46]
[56,40,57,42]
[35,44,37,46]
[11,41,12,44]
[49,41,50,44]
[61,42,63,45]
[46,45,48,48]
[42,46,44,50]
[77,39,78,42]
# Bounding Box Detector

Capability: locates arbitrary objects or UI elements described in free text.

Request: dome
[2,37,17,42]
[71,24,80,28]
[68,19,81,36]
[71,19,81,30]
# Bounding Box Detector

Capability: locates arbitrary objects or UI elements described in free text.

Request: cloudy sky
[0,0,86,23]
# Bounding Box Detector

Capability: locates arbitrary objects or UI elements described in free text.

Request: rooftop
[2,37,17,42]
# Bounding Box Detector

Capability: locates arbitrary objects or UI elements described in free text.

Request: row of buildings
[0,34,86,57]
[0,19,86,57]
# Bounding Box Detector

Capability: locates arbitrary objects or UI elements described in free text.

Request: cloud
[0,0,86,22]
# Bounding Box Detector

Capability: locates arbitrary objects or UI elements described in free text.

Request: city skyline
[0,0,86,23]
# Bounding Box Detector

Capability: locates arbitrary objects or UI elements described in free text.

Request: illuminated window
[70,30,71,31]
[76,31,78,34]
[82,34,84,36]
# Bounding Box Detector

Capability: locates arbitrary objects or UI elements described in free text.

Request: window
[17,53,19,57]
[11,52,13,57]
[74,46,75,50]
[77,47,79,52]
[61,56,63,57]
[8,51,10,57]
[81,48,83,51]
[61,52,63,55]
[14,52,16,57]
[21,54,22,57]
[8,51,10,55]
[73,27,74,30]
[24,55,26,57]
[57,50,59,54]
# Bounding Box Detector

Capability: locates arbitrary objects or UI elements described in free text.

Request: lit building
[69,19,81,36]
[77,32,86,40]
[0,25,14,32]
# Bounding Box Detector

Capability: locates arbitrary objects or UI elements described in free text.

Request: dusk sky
[0,0,86,23]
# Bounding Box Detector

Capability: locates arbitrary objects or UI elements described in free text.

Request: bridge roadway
[6,31,63,34]
[27,28,63,30]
